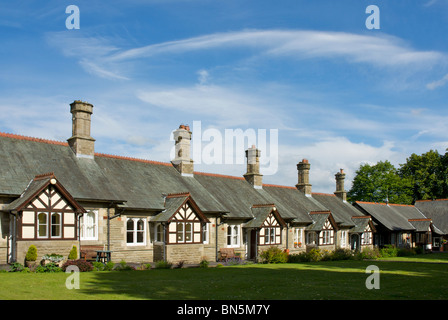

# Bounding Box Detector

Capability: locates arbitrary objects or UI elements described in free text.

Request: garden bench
[219,248,241,261]
[80,245,104,262]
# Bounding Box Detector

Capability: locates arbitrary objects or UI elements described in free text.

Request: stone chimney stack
[67,100,95,159]
[171,124,194,176]
[244,145,263,189]
[334,168,347,201]
[296,159,312,196]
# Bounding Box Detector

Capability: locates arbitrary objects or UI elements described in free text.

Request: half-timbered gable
[153,192,209,244]
[350,216,375,250]
[306,211,338,247]
[245,204,287,246]
[3,173,86,262]
[7,173,85,241]
[259,210,284,246]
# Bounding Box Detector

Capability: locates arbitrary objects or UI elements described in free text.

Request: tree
[399,149,448,201]
[347,160,413,204]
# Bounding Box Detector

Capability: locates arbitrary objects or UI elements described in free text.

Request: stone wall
[16,239,79,264]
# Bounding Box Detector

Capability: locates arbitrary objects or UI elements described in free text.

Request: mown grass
[1,253,447,300]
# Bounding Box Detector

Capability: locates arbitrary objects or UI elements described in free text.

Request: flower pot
[25,261,37,270]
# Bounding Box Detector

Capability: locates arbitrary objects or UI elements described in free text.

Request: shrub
[25,245,38,261]
[331,248,354,261]
[380,245,398,258]
[104,261,116,271]
[93,261,105,271]
[155,260,173,269]
[115,260,136,271]
[9,262,27,272]
[287,252,310,263]
[199,259,209,268]
[397,248,416,257]
[259,246,288,264]
[68,246,78,260]
[308,248,323,262]
[35,262,62,273]
[357,247,381,260]
[61,259,93,272]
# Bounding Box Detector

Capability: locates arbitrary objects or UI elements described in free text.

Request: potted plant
[25,245,38,269]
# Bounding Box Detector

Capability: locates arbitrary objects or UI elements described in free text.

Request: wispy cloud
[108,29,445,68]
[47,29,447,82]
[426,73,448,90]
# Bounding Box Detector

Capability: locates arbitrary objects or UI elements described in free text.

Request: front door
[351,234,359,251]
[249,229,258,260]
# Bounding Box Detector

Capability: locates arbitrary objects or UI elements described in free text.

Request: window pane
[51,213,61,237]
[127,219,134,243]
[137,219,144,231]
[127,231,134,243]
[137,230,144,243]
[38,213,47,238]
[185,223,192,242]
[270,228,275,243]
[177,223,184,242]
[227,226,232,246]
[233,226,238,245]
[156,224,163,242]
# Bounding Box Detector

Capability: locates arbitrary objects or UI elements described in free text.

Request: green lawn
[1,253,448,300]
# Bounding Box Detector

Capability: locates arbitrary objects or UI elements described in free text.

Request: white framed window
[37,212,48,238]
[185,222,193,243]
[51,213,61,238]
[340,231,347,248]
[202,223,209,244]
[361,232,372,245]
[127,218,146,246]
[80,210,98,240]
[227,224,240,247]
[306,232,317,245]
[294,228,304,247]
[321,230,332,245]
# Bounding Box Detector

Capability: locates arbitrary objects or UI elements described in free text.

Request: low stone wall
[16,240,79,264]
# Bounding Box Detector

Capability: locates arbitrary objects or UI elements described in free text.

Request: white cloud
[108,29,445,68]
[426,73,448,90]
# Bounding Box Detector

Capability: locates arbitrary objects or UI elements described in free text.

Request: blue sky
[1,0,448,193]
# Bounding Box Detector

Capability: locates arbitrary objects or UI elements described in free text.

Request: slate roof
[0,133,224,213]
[415,199,448,234]
[311,193,359,228]
[306,211,333,231]
[0,132,373,228]
[353,202,432,232]
[244,205,286,229]
[350,216,374,233]
[259,185,323,224]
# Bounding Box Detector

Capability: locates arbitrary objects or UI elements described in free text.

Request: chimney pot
[296,159,312,196]
[334,168,347,201]
[244,145,263,189]
[171,123,194,176]
[67,100,95,159]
